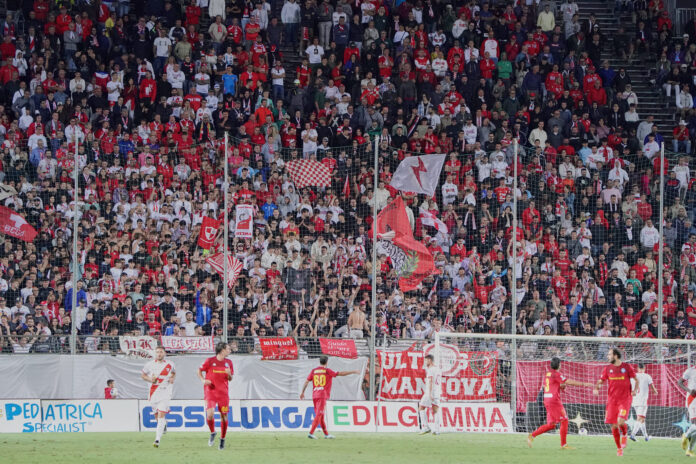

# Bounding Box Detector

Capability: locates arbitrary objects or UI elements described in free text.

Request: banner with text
[377,344,498,402]
[119,336,157,359]
[139,400,512,433]
[259,337,299,360]
[235,204,254,238]
[319,338,358,359]
[160,336,214,353]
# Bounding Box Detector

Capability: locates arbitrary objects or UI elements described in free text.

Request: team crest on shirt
[621,368,625,373]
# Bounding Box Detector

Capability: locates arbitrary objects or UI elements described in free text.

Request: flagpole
[510,138,519,428]
[369,135,379,402]
[223,132,229,343]
[70,137,78,355]
[657,142,664,339]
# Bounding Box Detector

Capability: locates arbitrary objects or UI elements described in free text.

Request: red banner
[0,206,37,242]
[516,360,688,413]
[320,338,358,359]
[377,344,498,402]
[259,337,299,360]
[197,216,219,249]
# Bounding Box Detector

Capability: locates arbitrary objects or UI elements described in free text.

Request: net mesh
[430,333,693,438]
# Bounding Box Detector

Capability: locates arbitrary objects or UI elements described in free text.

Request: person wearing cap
[673,119,692,154]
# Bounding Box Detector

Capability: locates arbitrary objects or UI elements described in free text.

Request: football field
[1,432,685,464]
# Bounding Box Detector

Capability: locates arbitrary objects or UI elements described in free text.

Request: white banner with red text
[119,336,157,359]
[160,336,214,353]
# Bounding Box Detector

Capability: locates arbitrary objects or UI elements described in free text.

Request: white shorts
[150,390,172,414]
[632,405,648,418]
[419,395,441,408]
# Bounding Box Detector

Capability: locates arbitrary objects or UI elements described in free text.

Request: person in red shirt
[528,357,593,449]
[104,379,118,399]
[197,342,234,450]
[300,355,359,439]
[593,348,638,456]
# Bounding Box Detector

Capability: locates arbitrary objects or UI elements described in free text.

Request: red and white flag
[390,154,446,197]
[235,204,254,238]
[0,206,37,242]
[206,253,244,288]
[342,174,350,198]
[197,216,220,250]
[419,211,448,234]
[286,159,332,189]
[371,197,438,292]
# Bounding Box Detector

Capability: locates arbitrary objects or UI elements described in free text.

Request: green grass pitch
[1,432,686,464]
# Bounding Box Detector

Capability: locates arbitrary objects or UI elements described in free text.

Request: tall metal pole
[510,139,519,429]
[658,143,665,339]
[70,138,79,355]
[369,135,379,401]
[223,132,229,342]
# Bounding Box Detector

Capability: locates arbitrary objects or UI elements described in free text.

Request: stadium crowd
[0,0,695,354]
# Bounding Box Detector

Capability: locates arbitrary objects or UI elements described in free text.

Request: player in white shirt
[680,365,696,455]
[141,346,176,448]
[419,354,442,435]
[630,363,658,441]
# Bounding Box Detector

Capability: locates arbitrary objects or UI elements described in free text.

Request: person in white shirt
[441,177,458,205]
[630,363,658,441]
[674,157,691,196]
[418,354,442,435]
[681,366,696,455]
[608,164,629,191]
[640,219,660,249]
[642,135,660,161]
[141,347,176,447]
[462,120,477,145]
[305,38,324,65]
[431,52,448,77]
[106,72,123,103]
[167,63,185,89]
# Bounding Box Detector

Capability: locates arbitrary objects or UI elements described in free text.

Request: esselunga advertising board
[0,399,512,433]
[139,400,513,433]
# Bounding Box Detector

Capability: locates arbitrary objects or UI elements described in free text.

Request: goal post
[431,332,693,437]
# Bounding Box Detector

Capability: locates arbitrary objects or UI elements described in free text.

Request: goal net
[421,333,694,438]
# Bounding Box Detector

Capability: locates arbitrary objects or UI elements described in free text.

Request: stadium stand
[0,0,694,355]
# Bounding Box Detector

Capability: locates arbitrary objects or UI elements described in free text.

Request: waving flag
[390,154,446,197]
[0,206,37,242]
[419,211,448,234]
[197,216,220,250]
[206,253,244,288]
[286,159,332,189]
[373,197,437,292]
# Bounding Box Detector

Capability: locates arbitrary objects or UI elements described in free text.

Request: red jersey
[307,366,338,399]
[600,362,636,404]
[543,369,567,405]
[199,356,235,397]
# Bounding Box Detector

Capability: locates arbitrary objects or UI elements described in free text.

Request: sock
[207,417,215,433]
[309,414,320,434]
[612,427,621,449]
[419,409,428,430]
[559,419,568,447]
[620,423,628,436]
[155,417,166,441]
[220,418,228,439]
[632,421,642,436]
[320,415,328,435]
[432,409,440,434]
[641,422,648,437]
[532,423,556,437]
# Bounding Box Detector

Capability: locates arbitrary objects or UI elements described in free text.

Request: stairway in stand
[574,0,676,144]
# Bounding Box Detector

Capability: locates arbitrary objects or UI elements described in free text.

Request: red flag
[319,338,358,358]
[342,174,350,198]
[0,206,37,242]
[259,337,299,360]
[197,216,220,250]
[206,253,244,288]
[373,197,437,292]
[285,159,332,189]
